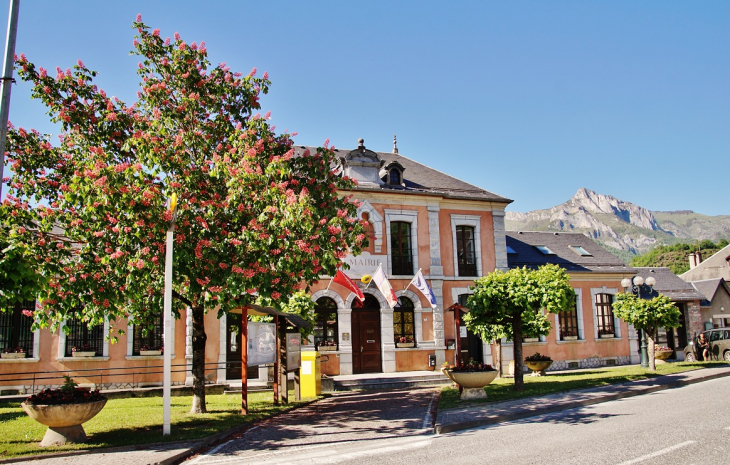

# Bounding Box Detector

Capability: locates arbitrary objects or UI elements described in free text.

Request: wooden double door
[352,309,382,374]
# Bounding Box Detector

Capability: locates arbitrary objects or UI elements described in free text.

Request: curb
[1,397,323,464]
[434,368,730,435]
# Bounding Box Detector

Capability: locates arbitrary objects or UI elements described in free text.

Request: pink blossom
[77,59,85,68]
[135,13,142,22]
[174,32,180,41]
[248,67,257,77]
[263,71,269,79]
[153,29,160,36]
[22,309,33,318]
[271,292,281,300]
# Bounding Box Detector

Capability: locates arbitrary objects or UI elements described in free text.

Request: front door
[226,313,258,380]
[352,310,382,374]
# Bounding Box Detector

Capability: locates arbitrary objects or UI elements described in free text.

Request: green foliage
[465,264,575,341]
[630,240,728,274]
[612,293,680,332]
[254,290,316,339]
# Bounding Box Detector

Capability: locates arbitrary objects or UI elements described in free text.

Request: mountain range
[505,188,730,261]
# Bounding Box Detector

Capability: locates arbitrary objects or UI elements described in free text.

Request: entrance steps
[332,370,451,391]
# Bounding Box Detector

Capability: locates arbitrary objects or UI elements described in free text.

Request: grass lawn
[0,390,314,460]
[439,361,724,410]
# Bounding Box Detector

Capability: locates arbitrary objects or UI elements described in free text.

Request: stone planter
[562,336,578,341]
[655,350,673,363]
[443,369,498,400]
[1,352,26,359]
[599,333,615,339]
[317,346,337,352]
[525,360,553,376]
[523,337,539,343]
[72,351,96,358]
[21,398,107,446]
[396,342,415,348]
[139,350,161,356]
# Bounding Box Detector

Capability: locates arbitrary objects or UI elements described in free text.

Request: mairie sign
[341,252,386,278]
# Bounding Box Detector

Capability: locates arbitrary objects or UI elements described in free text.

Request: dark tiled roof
[294,146,512,204]
[505,231,632,273]
[690,278,726,306]
[633,267,706,302]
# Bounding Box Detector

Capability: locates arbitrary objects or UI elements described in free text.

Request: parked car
[684,328,730,362]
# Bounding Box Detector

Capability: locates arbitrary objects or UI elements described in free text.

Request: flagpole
[326,275,334,291]
[404,268,421,291]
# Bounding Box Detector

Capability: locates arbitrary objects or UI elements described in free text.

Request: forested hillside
[630,239,729,274]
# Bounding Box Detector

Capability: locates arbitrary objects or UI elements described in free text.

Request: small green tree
[465,264,574,391]
[612,293,680,371]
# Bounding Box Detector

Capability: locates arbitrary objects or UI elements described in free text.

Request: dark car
[684,328,730,362]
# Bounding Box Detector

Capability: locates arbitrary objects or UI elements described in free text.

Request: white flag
[409,269,438,308]
[372,265,398,308]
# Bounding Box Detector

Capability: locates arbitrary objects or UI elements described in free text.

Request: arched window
[595,293,615,337]
[314,297,338,349]
[390,221,413,275]
[394,296,415,345]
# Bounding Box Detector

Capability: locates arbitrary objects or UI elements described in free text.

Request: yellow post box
[300,351,321,397]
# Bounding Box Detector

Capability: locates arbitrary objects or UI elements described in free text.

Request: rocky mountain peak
[567,188,660,231]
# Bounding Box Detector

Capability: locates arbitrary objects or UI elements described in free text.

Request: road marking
[423,391,438,429]
[617,440,696,465]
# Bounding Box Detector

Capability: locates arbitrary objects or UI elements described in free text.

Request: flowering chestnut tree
[1,17,367,413]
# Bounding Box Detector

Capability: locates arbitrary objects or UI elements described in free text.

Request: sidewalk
[434,364,730,434]
[6,365,730,464]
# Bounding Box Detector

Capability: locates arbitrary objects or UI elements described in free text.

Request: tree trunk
[513,312,524,391]
[647,328,656,372]
[190,304,208,414]
[493,340,502,378]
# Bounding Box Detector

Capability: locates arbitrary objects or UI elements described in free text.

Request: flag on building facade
[372,264,398,308]
[332,270,365,302]
[408,269,438,308]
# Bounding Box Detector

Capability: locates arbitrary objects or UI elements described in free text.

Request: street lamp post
[621,275,656,369]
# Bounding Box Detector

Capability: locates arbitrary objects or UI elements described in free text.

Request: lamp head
[645,276,656,287]
[633,276,644,287]
[621,278,631,289]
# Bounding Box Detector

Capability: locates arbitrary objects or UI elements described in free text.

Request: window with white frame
[451,215,482,277]
[133,313,165,355]
[558,296,580,340]
[64,311,105,356]
[385,210,418,276]
[595,293,615,337]
[393,296,415,344]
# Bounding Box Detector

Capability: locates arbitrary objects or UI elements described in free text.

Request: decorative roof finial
[393,134,398,154]
[358,138,364,149]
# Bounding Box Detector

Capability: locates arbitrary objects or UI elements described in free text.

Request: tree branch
[172,290,193,307]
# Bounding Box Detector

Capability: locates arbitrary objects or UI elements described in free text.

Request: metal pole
[0,0,19,198]
[636,286,649,368]
[273,314,279,406]
[241,313,248,415]
[162,196,177,435]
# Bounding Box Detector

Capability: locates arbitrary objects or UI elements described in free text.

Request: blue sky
[3,1,728,215]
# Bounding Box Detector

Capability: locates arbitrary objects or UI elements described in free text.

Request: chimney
[689,251,703,269]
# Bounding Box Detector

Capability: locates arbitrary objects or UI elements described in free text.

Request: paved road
[189,376,730,464]
[185,387,438,465]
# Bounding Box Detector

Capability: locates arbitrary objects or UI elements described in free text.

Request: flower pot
[523,337,539,343]
[562,336,578,341]
[655,350,673,363]
[443,369,498,400]
[21,398,107,446]
[396,342,414,348]
[1,352,26,359]
[140,350,161,356]
[72,351,96,358]
[599,333,615,339]
[525,360,553,376]
[317,346,337,352]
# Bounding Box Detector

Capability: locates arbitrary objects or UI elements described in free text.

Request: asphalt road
[188,377,730,465]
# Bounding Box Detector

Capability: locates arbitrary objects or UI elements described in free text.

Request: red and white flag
[372,264,398,308]
[331,270,365,302]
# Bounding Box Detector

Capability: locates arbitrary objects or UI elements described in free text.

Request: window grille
[393,297,415,343]
[559,297,580,340]
[0,300,35,356]
[64,312,104,356]
[456,226,477,276]
[314,297,338,349]
[390,221,413,275]
[595,293,615,336]
[133,313,164,354]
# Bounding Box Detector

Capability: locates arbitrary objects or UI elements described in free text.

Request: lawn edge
[0,396,324,464]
